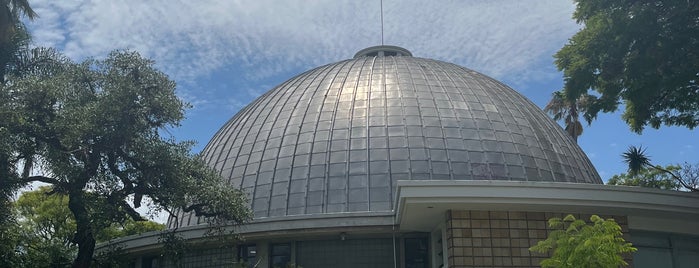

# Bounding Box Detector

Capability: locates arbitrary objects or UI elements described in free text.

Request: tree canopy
[7,187,165,267]
[0,49,251,267]
[555,0,699,133]
[530,214,636,268]
[607,165,682,190]
[620,146,698,192]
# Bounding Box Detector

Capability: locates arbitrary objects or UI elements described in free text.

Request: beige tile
[490,211,508,219]
[472,219,491,228]
[473,257,493,266]
[525,212,545,220]
[508,211,527,220]
[471,210,490,219]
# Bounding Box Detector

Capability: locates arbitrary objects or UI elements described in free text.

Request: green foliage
[159,231,188,266]
[14,187,76,267]
[95,220,165,242]
[6,187,165,267]
[555,0,699,132]
[620,145,699,192]
[0,2,35,265]
[544,90,595,142]
[608,165,682,190]
[530,215,636,268]
[1,0,37,80]
[0,211,22,268]
[0,49,251,267]
[622,145,652,177]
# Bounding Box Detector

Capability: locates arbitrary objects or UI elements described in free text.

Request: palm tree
[1,0,37,41]
[622,145,698,192]
[621,146,652,177]
[544,90,593,143]
[1,0,37,81]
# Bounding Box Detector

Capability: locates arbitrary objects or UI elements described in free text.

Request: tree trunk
[68,190,96,268]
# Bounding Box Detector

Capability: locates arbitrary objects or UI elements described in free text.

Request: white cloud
[26,0,579,110]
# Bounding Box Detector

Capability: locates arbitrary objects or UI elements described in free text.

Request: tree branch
[106,153,133,194]
[652,165,699,192]
[181,203,219,217]
[21,175,60,185]
[118,200,145,222]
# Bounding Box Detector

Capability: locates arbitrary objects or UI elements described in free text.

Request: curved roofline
[101,181,699,255]
[177,55,602,228]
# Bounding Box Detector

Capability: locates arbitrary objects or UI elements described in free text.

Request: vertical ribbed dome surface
[174,54,601,227]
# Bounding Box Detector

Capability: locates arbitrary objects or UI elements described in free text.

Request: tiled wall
[160,247,236,268]
[445,210,631,268]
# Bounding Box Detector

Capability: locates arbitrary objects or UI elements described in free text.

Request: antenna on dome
[380,0,384,45]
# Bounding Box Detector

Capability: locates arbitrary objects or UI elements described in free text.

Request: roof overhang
[394,180,699,234]
[97,211,394,254]
[101,180,699,254]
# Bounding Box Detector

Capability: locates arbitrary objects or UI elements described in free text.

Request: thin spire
[380,0,384,45]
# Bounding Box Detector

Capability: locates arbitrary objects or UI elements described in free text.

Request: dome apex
[353,45,412,58]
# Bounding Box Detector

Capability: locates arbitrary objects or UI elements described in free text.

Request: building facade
[104,46,699,268]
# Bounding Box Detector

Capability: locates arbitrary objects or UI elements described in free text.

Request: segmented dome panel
[173,55,601,227]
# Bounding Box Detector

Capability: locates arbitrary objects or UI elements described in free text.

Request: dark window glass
[141,256,159,268]
[405,238,429,268]
[238,244,257,268]
[270,243,291,268]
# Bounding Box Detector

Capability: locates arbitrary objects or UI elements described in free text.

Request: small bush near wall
[529,215,636,268]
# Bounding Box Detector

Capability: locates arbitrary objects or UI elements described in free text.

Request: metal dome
[174,46,601,227]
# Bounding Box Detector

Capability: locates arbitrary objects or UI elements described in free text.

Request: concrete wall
[445,210,631,268]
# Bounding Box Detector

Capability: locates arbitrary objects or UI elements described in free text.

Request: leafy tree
[0,1,35,265]
[95,219,166,243]
[555,0,699,133]
[0,210,22,267]
[544,90,595,142]
[607,165,682,190]
[530,214,636,268]
[622,146,698,192]
[9,187,165,267]
[0,49,251,267]
[14,187,77,267]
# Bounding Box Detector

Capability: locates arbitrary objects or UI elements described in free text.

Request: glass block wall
[445,210,630,268]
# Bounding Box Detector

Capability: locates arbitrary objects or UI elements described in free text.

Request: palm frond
[622,146,651,177]
[8,0,38,20]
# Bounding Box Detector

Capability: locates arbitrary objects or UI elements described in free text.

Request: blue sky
[27,0,698,182]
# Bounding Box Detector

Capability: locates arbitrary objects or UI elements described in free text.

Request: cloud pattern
[27,0,579,111]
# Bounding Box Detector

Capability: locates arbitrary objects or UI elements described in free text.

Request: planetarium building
[108,46,699,268]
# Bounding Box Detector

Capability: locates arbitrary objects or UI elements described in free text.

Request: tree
[530,214,636,268]
[555,0,699,133]
[14,187,77,267]
[0,0,36,80]
[0,1,35,265]
[544,90,595,142]
[622,146,699,192]
[0,0,37,39]
[9,187,165,267]
[607,165,682,190]
[0,50,251,267]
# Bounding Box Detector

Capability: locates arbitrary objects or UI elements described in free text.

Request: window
[405,238,429,268]
[238,244,257,267]
[141,256,159,268]
[270,243,291,268]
